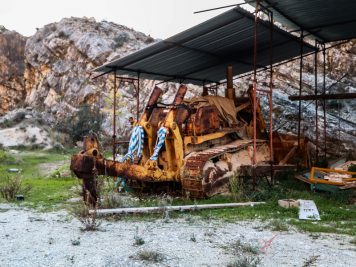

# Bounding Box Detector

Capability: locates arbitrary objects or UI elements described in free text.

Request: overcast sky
[1,0,249,38]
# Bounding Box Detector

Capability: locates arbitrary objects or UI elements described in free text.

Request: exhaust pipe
[225,65,235,100]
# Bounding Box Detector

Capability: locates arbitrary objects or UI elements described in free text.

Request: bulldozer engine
[71,79,303,204]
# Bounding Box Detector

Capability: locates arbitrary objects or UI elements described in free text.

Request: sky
[1,0,248,38]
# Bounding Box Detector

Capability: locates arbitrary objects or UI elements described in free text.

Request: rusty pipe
[225,65,235,100]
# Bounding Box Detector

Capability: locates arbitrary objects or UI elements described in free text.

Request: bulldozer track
[182,139,265,198]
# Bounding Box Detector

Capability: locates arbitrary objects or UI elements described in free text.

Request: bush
[56,104,103,144]
[227,256,261,267]
[135,250,165,263]
[113,32,129,48]
[0,175,32,201]
[348,164,356,178]
[0,150,16,164]
[70,200,101,231]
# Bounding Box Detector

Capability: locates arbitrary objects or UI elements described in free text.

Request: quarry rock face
[0,17,355,154]
[248,40,356,155]
[24,17,154,122]
[0,29,27,115]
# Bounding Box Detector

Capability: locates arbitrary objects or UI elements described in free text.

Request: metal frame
[111,73,141,160]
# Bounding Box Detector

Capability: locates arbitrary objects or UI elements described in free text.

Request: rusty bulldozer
[71,68,307,204]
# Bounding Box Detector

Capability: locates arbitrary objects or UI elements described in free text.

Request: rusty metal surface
[172,84,187,105]
[182,140,261,198]
[186,105,220,136]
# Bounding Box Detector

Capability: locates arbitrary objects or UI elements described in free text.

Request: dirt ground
[0,204,355,267]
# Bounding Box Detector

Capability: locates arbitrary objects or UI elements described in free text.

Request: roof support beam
[260,0,326,42]
[288,93,356,101]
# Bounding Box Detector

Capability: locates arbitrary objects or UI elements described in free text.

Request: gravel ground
[0,204,355,267]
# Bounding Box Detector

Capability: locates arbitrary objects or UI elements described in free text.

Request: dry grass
[227,256,261,267]
[302,255,320,267]
[229,172,246,201]
[0,175,32,201]
[231,240,259,255]
[70,197,101,231]
[135,250,165,263]
[267,219,289,231]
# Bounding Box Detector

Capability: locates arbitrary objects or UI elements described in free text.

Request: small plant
[100,191,124,209]
[136,250,165,263]
[267,219,289,231]
[113,32,129,48]
[302,255,320,267]
[231,240,259,255]
[348,164,356,178]
[71,238,81,246]
[0,175,32,201]
[0,150,16,164]
[229,172,245,201]
[30,135,37,143]
[133,226,145,246]
[70,199,101,231]
[190,233,197,242]
[227,256,261,267]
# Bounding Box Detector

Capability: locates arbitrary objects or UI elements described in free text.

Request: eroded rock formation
[0,29,27,115]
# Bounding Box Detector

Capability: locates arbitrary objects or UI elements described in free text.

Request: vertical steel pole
[314,41,319,163]
[137,73,140,121]
[269,11,274,183]
[252,0,260,190]
[112,71,117,160]
[298,31,304,149]
[322,45,327,158]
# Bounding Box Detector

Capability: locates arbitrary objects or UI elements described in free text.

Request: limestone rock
[0,30,27,115]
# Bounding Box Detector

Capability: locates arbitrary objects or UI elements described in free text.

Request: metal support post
[269,11,274,183]
[112,70,117,160]
[297,31,304,149]
[314,40,319,163]
[137,72,140,121]
[322,45,327,158]
[252,0,260,190]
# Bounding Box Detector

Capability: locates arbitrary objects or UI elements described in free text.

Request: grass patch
[231,240,259,255]
[227,256,261,267]
[70,201,101,231]
[0,149,78,210]
[116,178,356,236]
[267,219,289,231]
[135,250,165,263]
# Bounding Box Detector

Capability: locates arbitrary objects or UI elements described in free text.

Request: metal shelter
[248,0,356,43]
[93,1,355,189]
[94,6,315,85]
[246,0,356,161]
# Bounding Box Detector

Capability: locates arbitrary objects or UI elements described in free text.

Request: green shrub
[56,104,103,144]
[0,150,16,164]
[0,175,32,201]
[348,164,356,178]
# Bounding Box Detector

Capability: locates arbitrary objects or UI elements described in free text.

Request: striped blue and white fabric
[150,127,168,161]
[120,125,144,163]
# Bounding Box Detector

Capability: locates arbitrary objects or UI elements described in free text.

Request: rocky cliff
[0,17,355,154]
[24,17,154,121]
[0,28,27,115]
[248,40,356,155]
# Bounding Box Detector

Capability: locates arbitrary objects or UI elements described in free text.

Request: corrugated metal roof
[94,6,315,85]
[250,0,356,43]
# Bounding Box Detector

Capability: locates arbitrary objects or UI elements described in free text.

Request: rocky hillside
[0,17,354,155]
[250,41,356,155]
[0,28,27,115]
[24,17,154,121]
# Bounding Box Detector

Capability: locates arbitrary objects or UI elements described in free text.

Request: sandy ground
[0,204,355,267]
